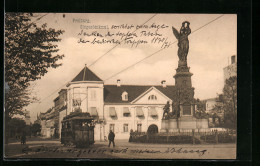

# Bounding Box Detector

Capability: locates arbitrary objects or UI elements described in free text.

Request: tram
[61,112,95,147]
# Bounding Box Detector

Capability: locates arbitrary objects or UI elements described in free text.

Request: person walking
[21,132,26,145]
[108,130,115,147]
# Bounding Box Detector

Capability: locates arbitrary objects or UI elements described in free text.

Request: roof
[104,85,176,103]
[202,97,218,102]
[71,66,103,82]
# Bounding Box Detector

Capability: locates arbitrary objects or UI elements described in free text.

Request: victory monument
[161,21,208,132]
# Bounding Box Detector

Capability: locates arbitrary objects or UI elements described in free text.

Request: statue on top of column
[172,21,191,65]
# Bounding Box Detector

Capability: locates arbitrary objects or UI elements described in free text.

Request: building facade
[223,55,237,81]
[60,66,205,140]
[38,107,57,138]
[63,66,200,141]
[54,89,67,139]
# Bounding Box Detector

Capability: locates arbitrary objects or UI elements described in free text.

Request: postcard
[4,13,237,159]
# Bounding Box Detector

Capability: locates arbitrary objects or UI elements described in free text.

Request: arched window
[121,91,128,101]
[148,95,157,100]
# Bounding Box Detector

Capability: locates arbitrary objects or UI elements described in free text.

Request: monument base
[168,119,178,132]
[178,116,197,129]
[160,117,209,131]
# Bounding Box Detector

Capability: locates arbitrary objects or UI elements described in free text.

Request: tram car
[61,112,95,147]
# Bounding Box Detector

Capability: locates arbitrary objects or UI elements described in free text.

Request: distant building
[223,55,237,81]
[54,89,67,139]
[203,96,224,114]
[204,97,218,113]
[38,107,57,138]
[203,95,224,127]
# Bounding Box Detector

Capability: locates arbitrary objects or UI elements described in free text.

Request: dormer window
[121,91,128,101]
[148,95,157,100]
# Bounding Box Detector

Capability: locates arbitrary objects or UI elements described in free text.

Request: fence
[129,129,236,144]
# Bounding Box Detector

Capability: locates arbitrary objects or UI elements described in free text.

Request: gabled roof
[104,85,176,103]
[131,86,172,103]
[71,66,103,82]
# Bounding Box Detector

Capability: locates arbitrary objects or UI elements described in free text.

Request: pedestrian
[21,132,26,145]
[129,129,133,142]
[108,130,115,147]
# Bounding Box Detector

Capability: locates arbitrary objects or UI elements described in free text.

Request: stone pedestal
[168,119,178,132]
[178,116,197,129]
[160,119,168,132]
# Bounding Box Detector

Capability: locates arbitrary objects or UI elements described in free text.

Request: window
[73,87,81,99]
[73,99,81,107]
[123,107,130,117]
[73,87,81,107]
[109,107,117,117]
[137,124,142,132]
[90,90,96,100]
[148,95,157,100]
[121,91,128,101]
[136,107,144,117]
[110,124,115,132]
[149,107,157,117]
[123,124,128,132]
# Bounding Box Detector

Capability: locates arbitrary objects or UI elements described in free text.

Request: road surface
[4,139,236,159]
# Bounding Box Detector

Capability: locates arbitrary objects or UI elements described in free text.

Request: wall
[58,109,67,139]
[223,63,237,81]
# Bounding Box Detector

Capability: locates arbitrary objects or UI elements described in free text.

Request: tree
[223,76,237,129]
[6,118,26,138]
[5,13,64,116]
[4,13,64,143]
[194,99,208,119]
[31,123,41,136]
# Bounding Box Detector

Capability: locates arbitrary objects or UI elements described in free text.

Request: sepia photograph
[4,13,237,159]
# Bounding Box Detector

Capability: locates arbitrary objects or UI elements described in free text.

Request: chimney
[161,80,166,88]
[117,79,121,87]
[231,55,236,64]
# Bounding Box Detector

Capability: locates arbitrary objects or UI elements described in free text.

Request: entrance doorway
[147,124,158,134]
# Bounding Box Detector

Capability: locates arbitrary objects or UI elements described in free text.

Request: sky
[21,13,237,122]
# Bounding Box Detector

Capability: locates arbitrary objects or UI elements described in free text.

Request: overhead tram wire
[103,14,225,81]
[36,14,225,108]
[32,14,158,107]
[65,14,226,106]
[87,14,158,68]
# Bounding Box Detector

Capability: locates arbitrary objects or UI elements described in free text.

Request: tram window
[82,122,89,129]
[74,122,81,129]
[67,122,71,129]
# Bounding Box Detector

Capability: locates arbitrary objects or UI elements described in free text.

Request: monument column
[172,21,196,129]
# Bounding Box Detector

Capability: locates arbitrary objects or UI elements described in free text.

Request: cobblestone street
[4,139,236,159]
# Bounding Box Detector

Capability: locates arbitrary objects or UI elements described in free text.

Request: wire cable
[103,14,225,81]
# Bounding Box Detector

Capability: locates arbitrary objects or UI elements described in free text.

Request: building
[63,65,203,141]
[38,107,57,138]
[223,55,237,81]
[205,97,219,113]
[54,89,67,139]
